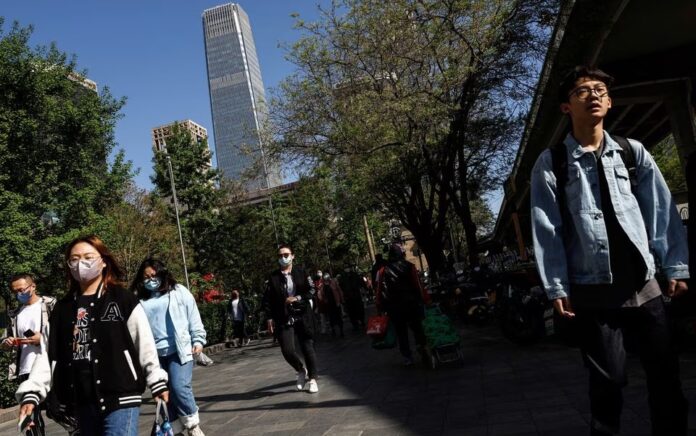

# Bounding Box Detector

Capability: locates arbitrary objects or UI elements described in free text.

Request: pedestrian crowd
[2,65,694,436]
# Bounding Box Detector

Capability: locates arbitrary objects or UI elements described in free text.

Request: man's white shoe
[296,369,307,391]
[188,426,205,436]
[307,379,319,394]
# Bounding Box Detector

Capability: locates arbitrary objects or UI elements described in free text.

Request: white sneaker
[188,426,205,436]
[307,379,319,394]
[296,369,307,391]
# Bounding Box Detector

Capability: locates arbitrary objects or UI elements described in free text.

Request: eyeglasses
[67,255,101,268]
[11,285,33,294]
[568,85,609,100]
[278,253,292,258]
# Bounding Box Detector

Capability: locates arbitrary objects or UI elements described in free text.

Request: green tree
[0,19,133,299]
[652,135,687,193]
[272,0,556,269]
[95,184,186,284]
[151,123,222,271]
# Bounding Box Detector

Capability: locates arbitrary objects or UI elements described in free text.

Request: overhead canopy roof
[488,0,696,250]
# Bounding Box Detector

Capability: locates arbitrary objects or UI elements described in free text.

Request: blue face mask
[144,278,162,292]
[16,291,31,304]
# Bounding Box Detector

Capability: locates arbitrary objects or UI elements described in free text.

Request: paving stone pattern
[2,317,696,435]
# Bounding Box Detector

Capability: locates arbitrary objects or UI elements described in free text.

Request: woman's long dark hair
[65,235,124,297]
[131,258,178,300]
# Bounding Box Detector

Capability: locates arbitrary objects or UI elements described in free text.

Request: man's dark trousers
[576,296,687,435]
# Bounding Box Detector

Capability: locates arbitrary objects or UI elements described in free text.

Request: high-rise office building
[152,119,208,152]
[202,3,281,189]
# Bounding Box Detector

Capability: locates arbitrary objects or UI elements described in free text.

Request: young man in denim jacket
[531,66,689,435]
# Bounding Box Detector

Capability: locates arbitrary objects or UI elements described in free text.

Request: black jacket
[17,286,168,414]
[263,267,315,334]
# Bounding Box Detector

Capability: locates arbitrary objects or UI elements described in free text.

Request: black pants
[577,297,687,435]
[390,304,426,359]
[345,298,365,330]
[278,323,318,379]
[18,374,45,436]
[232,320,246,340]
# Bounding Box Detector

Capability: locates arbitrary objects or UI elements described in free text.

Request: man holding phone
[1,273,55,435]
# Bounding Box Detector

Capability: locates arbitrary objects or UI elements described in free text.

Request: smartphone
[18,414,32,433]
[23,330,35,338]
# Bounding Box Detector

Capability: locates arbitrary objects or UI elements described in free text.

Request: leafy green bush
[198,303,230,345]
[0,351,18,408]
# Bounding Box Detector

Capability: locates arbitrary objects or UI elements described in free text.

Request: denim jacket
[531,131,689,300]
[162,284,207,364]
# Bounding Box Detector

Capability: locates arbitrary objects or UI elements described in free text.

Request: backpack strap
[610,135,637,191]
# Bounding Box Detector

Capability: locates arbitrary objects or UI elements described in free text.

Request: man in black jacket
[263,244,319,393]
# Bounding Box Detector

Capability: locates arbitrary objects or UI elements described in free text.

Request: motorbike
[495,267,554,345]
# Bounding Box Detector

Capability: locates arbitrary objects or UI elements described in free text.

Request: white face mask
[70,259,103,283]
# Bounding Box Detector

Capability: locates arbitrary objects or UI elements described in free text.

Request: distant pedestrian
[132,258,207,436]
[313,270,330,334]
[338,266,367,331]
[262,244,319,393]
[16,235,169,436]
[375,243,429,366]
[371,254,387,285]
[320,272,345,338]
[227,290,251,347]
[2,273,55,436]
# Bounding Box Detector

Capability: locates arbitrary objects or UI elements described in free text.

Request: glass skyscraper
[202,3,281,189]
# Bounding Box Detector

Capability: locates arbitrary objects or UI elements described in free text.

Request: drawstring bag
[151,399,174,436]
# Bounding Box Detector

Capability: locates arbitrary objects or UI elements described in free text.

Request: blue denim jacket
[531,132,689,300]
[153,284,207,364]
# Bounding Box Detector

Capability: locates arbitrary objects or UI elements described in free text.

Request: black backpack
[551,135,637,221]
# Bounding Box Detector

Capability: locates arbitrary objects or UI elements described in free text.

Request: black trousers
[232,320,246,340]
[18,374,45,436]
[390,304,426,359]
[278,323,318,379]
[576,296,687,435]
[345,298,366,329]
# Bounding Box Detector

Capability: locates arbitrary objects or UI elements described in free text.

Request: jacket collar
[565,130,620,160]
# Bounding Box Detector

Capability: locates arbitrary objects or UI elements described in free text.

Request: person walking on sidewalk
[338,266,367,332]
[531,66,689,436]
[262,244,319,393]
[1,273,56,436]
[132,258,207,436]
[320,272,345,338]
[227,289,251,347]
[16,235,169,436]
[375,243,429,366]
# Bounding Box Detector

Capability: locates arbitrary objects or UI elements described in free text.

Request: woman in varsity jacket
[16,235,169,436]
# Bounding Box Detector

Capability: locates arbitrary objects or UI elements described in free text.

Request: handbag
[371,321,397,349]
[366,314,389,337]
[151,399,174,436]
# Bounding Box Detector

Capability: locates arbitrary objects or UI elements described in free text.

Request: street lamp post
[164,152,190,289]
[259,142,280,246]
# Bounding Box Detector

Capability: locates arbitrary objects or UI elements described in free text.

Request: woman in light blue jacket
[131,258,206,436]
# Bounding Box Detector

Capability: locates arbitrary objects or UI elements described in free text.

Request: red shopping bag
[366,314,389,337]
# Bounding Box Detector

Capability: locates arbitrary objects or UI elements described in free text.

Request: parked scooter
[495,267,554,344]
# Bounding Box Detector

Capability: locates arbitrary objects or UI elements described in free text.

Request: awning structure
[488,0,696,255]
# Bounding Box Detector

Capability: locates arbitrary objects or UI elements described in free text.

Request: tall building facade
[202,3,281,189]
[152,119,208,152]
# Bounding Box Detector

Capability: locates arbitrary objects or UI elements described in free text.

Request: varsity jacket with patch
[16,286,168,414]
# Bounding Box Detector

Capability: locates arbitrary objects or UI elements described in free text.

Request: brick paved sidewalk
[2,319,696,435]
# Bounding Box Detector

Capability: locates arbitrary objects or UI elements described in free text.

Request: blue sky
[2,1,327,189]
